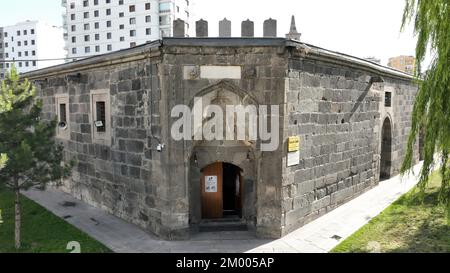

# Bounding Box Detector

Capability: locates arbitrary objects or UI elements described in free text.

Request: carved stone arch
[188,79,260,108]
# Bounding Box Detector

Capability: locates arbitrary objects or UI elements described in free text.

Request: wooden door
[201,162,223,219]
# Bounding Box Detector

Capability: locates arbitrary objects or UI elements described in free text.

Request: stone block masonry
[25,37,419,241]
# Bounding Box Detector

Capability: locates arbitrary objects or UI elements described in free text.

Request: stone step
[199,220,248,232]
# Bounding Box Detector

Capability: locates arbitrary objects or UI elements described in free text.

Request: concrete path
[23,162,423,253]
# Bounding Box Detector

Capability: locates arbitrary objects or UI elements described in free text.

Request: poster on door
[205,176,218,193]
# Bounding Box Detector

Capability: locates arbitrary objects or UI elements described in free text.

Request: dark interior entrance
[201,162,243,219]
[380,118,392,180]
[223,163,242,217]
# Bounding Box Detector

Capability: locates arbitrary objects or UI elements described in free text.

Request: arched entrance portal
[380,118,393,180]
[201,162,243,219]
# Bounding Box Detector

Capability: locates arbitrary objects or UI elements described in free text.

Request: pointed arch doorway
[380,117,393,180]
[201,162,243,219]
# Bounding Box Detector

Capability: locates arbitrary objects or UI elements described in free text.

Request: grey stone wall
[281,54,418,235]
[160,45,288,238]
[31,39,419,241]
[35,57,176,238]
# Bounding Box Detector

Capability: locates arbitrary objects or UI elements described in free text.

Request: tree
[400,0,450,220]
[0,66,72,249]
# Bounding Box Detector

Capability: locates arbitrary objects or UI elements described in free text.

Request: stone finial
[173,19,185,38]
[196,19,208,37]
[219,18,232,37]
[286,15,301,41]
[263,18,277,37]
[241,19,254,37]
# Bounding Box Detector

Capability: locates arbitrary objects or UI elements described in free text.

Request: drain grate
[331,235,342,241]
[61,201,77,207]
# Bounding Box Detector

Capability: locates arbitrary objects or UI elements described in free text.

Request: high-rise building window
[95,22,99,29]
[145,3,151,10]
[130,42,136,48]
[145,15,151,22]
[146,28,151,35]
[84,23,90,30]
[24,41,28,46]
[95,45,100,52]
[107,44,112,51]
[70,2,75,9]
[106,21,112,27]
[119,24,124,29]
[72,37,76,43]
[24,30,28,35]
[85,46,90,53]
[130,30,136,37]
[129,5,135,12]
[119,12,124,17]
[32,61,36,66]
[106,0,111,3]
[119,0,124,4]
[32,50,35,56]
[94,10,99,17]
[106,9,111,16]
[120,36,125,41]
[71,25,76,32]
[94,0,98,5]
[71,14,75,20]
[130,18,136,25]
[95,34,100,40]
[18,41,21,46]
[17,30,21,36]
[84,35,90,42]
[107,32,112,39]
[31,40,35,45]
[83,0,88,7]
[84,12,89,19]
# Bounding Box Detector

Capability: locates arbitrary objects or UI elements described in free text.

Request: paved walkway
[23,163,423,253]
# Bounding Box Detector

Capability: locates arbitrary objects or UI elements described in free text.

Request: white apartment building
[62,0,191,60]
[0,21,66,79]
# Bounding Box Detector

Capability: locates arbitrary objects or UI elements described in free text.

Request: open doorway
[380,118,392,180]
[201,162,243,220]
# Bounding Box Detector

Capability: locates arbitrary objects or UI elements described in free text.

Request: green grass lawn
[0,187,112,253]
[332,172,450,253]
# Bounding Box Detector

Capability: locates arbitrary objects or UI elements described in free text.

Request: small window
[385,92,392,107]
[95,102,106,132]
[130,18,136,25]
[145,15,151,22]
[91,89,111,145]
[56,94,70,139]
[129,5,135,12]
[145,3,151,10]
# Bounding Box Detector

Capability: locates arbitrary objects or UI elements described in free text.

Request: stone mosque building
[24,17,421,240]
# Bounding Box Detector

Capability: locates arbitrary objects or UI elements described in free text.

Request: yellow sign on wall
[288,136,300,152]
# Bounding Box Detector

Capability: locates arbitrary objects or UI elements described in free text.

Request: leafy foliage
[0,66,72,190]
[400,0,450,220]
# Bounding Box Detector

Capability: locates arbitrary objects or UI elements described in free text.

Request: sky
[0,0,421,66]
